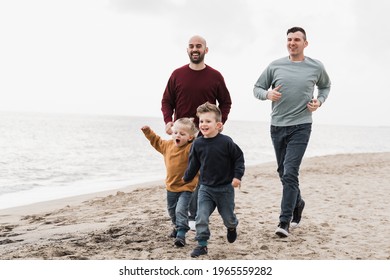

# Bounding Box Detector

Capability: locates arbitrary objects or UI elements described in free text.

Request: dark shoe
[275,222,289,238]
[227,228,237,243]
[169,229,177,238]
[291,199,305,228]
[191,245,208,258]
[174,236,186,247]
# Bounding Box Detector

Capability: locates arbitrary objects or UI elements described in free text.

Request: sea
[1,111,389,210]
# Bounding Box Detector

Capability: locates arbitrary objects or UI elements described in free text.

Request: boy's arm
[183,145,200,183]
[141,126,166,154]
[232,143,245,184]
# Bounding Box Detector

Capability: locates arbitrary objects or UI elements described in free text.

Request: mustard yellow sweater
[142,128,198,192]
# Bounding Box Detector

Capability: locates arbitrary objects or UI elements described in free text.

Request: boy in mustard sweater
[141,118,199,247]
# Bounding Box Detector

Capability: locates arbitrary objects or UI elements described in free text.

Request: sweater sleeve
[142,128,166,155]
[216,75,232,124]
[253,65,272,101]
[316,64,331,105]
[161,74,176,124]
[231,142,245,180]
[183,143,200,182]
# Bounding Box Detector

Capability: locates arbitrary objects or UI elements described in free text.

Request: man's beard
[189,51,205,64]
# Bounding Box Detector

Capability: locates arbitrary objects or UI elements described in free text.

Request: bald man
[161,35,232,230]
[161,35,232,135]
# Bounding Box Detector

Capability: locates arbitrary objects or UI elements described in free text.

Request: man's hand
[266,85,282,101]
[165,122,174,135]
[307,99,321,112]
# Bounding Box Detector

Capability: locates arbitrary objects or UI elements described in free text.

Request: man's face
[187,38,208,64]
[287,31,307,59]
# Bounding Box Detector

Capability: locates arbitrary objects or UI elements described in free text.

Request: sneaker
[169,229,177,238]
[291,199,305,228]
[190,245,208,258]
[275,222,289,238]
[174,236,186,247]
[189,220,196,231]
[227,228,237,243]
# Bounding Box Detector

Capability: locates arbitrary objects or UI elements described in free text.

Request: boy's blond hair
[196,102,222,122]
[173,117,198,136]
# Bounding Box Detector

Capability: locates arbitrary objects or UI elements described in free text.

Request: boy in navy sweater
[183,102,245,258]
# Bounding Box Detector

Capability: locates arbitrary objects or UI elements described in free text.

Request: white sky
[1,0,389,126]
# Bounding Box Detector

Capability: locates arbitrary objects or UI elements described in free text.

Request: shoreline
[0,179,165,224]
[1,152,390,260]
[0,150,370,213]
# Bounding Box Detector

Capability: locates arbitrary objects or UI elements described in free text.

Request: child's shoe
[190,245,208,257]
[174,236,186,247]
[168,228,177,238]
[227,228,237,243]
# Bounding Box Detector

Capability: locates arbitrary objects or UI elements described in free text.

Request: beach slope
[1,152,389,260]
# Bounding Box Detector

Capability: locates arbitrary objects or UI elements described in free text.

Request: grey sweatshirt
[253,56,331,126]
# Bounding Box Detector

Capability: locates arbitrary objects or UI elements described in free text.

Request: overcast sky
[1,0,389,127]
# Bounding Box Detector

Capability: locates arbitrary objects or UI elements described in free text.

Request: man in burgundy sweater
[161,35,232,226]
[161,35,232,135]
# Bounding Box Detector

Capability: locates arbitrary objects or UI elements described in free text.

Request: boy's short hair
[173,117,198,136]
[196,102,222,122]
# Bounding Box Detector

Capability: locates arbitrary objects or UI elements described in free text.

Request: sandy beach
[1,152,389,260]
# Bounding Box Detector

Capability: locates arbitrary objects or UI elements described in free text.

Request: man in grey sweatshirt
[253,27,331,238]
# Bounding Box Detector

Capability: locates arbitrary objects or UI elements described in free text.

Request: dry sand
[1,152,389,260]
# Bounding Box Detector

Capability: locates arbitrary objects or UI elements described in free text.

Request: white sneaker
[275,222,289,238]
[189,220,196,231]
[290,221,300,229]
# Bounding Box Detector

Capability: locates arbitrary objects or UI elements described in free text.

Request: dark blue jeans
[195,184,238,243]
[166,191,192,234]
[270,123,312,223]
[188,185,199,221]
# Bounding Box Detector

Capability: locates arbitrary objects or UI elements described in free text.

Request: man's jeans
[195,184,238,242]
[271,123,312,223]
[166,191,192,234]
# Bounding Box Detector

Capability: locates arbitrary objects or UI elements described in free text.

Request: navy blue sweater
[183,133,245,186]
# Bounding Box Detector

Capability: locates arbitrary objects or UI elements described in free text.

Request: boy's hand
[232,178,241,188]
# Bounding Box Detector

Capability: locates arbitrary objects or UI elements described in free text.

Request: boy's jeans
[166,191,192,234]
[270,123,312,223]
[188,185,199,221]
[195,184,238,242]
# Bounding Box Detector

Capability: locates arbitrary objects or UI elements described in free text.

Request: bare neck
[189,62,206,70]
[289,54,305,62]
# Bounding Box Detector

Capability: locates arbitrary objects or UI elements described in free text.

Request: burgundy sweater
[161,64,232,126]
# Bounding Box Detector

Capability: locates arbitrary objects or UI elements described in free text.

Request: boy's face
[198,112,222,138]
[172,126,193,147]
